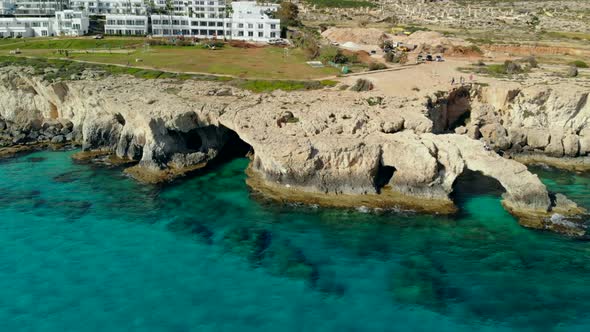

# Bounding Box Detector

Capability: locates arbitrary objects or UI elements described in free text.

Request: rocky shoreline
[0,65,588,236]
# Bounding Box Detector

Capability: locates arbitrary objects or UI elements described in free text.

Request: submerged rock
[53,170,84,183]
[166,218,213,244]
[221,226,318,284]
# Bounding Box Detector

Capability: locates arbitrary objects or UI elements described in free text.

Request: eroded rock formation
[0,66,587,236]
[445,82,590,171]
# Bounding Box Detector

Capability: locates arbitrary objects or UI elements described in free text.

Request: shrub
[319,46,349,64]
[504,60,523,74]
[350,78,373,92]
[293,32,320,60]
[368,62,387,71]
[570,60,588,68]
[519,56,538,68]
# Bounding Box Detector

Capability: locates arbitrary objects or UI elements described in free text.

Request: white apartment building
[12,0,63,16]
[147,1,279,41]
[0,10,88,37]
[0,16,53,37]
[229,1,279,41]
[1,0,279,42]
[54,9,89,35]
[105,14,147,35]
[70,0,146,15]
[0,0,16,15]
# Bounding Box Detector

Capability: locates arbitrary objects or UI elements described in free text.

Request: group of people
[450,75,474,85]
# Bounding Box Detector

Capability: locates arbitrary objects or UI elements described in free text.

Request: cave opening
[450,169,506,217]
[429,86,472,133]
[215,127,253,163]
[184,128,203,151]
[374,163,396,194]
[164,125,254,186]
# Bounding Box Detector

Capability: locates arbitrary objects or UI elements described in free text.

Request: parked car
[268,38,288,45]
[426,54,433,61]
[416,54,424,63]
[435,55,444,62]
[94,34,104,39]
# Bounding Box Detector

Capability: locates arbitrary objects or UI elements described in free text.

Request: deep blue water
[1,150,590,332]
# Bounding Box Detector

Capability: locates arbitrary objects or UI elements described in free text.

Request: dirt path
[337,59,488,97]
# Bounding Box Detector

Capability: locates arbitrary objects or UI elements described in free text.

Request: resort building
[12,0,64,16]
[105,13,148,35]
[69,0,146,15]
[0,10,88,37]
[0,0,16,15]
[1,0,280,42]
[106,1,280,41]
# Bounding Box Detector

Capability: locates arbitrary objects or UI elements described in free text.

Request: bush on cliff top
[570,60,588,68]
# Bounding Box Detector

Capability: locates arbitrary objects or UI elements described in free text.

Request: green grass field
[0,37,144,50]
[0,37,338,80]
[0,55,339,93]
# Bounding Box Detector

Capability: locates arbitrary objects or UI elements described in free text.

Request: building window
[248,23,253,29]
[258,31,263,37]
[248,31,253,37]
[258,24,263,29]
[270,24,276,29]
[42,30,48,36]
[270,32,276,38]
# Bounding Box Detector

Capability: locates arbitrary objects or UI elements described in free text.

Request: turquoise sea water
[1,150,590,332]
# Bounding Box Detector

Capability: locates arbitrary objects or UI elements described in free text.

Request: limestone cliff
[445,80,590,170]
[0,66,586,236]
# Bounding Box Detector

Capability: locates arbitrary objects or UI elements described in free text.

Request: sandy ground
[339,59,484,97]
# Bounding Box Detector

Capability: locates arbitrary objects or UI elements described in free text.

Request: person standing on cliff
[451,77,455,85]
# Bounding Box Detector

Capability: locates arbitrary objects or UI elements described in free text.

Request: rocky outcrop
[455,82,590,168]
[0,65,586,236]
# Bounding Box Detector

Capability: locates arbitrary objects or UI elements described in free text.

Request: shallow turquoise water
[1,151,590,332]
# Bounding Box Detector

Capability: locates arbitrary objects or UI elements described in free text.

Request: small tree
[276,2,300,27]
